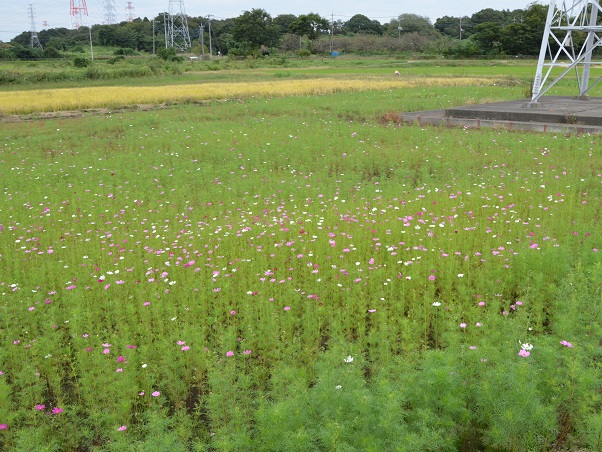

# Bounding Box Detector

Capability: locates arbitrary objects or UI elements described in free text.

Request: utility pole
[163,12,168,49]
[28,4,43,50]
[459,17,462,40]
[207,15,212,59]
[89,25,94,60]
[152,19,156,54]
[199,24,204,59]
[330,13,334,53]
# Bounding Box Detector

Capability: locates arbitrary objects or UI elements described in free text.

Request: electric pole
[200,24,204,59]
[207,15,212,59]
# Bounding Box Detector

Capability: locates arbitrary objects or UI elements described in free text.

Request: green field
[0,59,601,451]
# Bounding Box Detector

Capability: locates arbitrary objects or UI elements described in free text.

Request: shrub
[73,57,91,68]
[43,47,62,59]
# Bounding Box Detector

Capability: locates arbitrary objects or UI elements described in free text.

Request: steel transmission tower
[28,4,43,50]
[125,2,135,23]
[532,0,602,102]
[103,0,117,25]
[70,0,88,29]
[167,0,191,51]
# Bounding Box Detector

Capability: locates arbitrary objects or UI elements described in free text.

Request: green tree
[343,14,382,35]
[274,14,298,34]
[471,8,508,26]
[290,13,329,41]
[232,9,281,49]
[393,14,435,35]
[473,22,502,53]
[498,3,547,55]
[434,16,472,39]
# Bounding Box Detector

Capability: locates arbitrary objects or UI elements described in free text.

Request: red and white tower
[125,2,135,23]
[70,0,88,29]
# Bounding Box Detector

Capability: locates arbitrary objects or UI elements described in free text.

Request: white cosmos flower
[344,355,354,363]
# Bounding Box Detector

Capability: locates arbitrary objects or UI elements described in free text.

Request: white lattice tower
[70,0,88,29]
[167,0,191,51]
[103,0,117,25]
[532,0,602,102]
[28,4,43,50]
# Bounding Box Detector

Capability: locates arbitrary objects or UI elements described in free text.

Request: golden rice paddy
[0,76,494,115]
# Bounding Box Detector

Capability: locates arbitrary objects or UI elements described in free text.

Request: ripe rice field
[0,64,601,450]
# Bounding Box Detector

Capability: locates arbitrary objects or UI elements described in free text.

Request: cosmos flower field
[0,81,601,450]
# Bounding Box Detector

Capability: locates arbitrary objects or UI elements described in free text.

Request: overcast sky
[1,0,536,43]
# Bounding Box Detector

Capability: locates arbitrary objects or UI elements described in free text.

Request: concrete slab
[400,96,602,134]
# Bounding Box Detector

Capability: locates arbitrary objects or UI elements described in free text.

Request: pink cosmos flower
[151,391,160,397]
[116,368,123,373]
[51,407,63,415]
[117,356,125,362]
[0,424,7,430]
[459,323,467,328]
[177,341,186,345]
[242,350,251,355]
[283,306,291,311]
[428,275,435,281]
[118,425,127,431]
[181,346,190,351]
[35,404,45,411]
[230,310,236,315]
[518,349,530,357]
[560,340,573,348]
[226,351,234,357]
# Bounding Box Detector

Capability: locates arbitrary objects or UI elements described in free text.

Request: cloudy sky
[1,0,535,42]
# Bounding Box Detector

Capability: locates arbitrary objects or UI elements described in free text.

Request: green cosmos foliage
[0,85,600,450]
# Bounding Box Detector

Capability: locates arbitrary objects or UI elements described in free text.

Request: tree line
[0,4,566,60]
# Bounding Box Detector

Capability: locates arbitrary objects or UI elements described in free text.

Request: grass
[0,58,601,450]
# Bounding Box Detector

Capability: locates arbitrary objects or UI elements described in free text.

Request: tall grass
[0,83,600,450]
